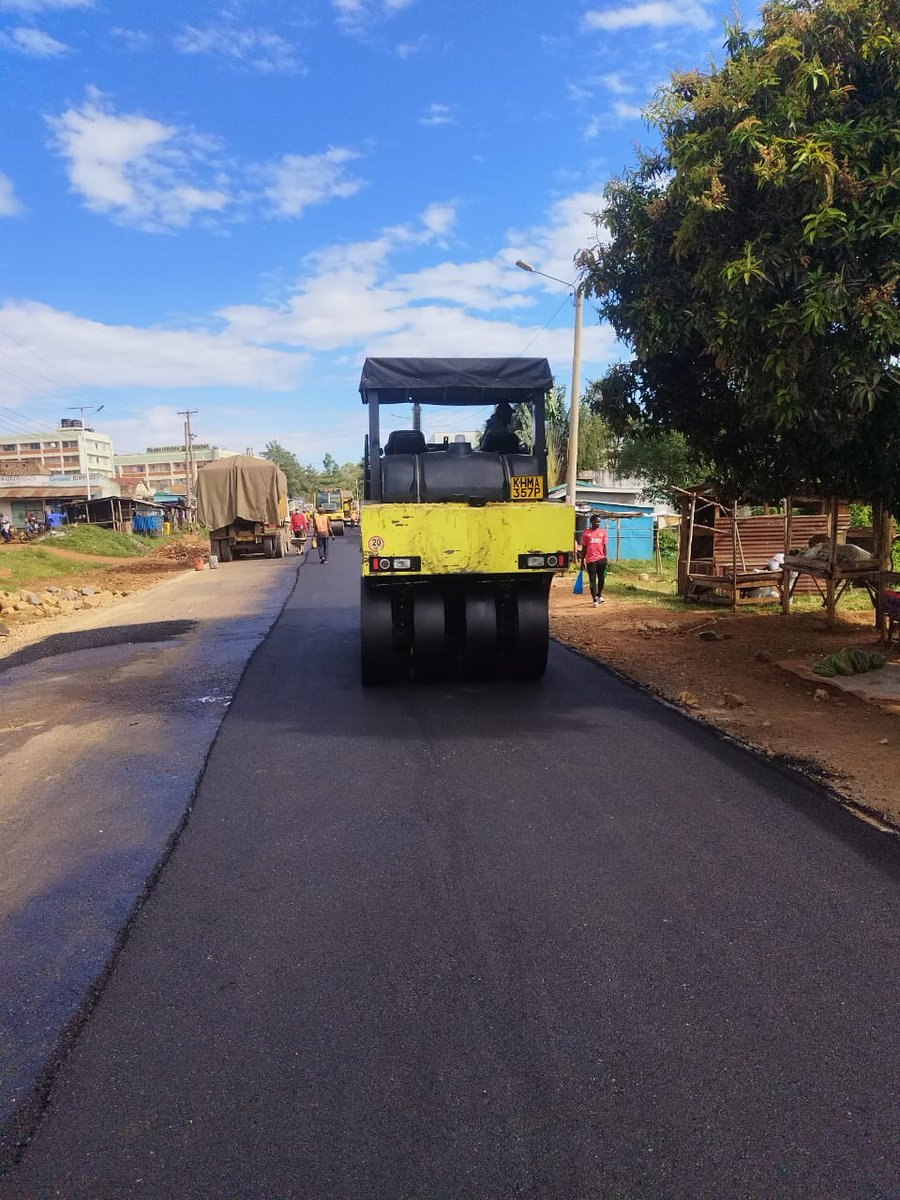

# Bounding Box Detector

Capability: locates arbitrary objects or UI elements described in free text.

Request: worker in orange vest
[313,509,333,563]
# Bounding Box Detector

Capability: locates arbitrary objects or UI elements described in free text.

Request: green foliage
[658,527,679,558]
[849,502,873,526]
[513,386,611,485]
[50,525,152,557]
[263,442,362,501]
[0,547,108,591]
[262,441,308,498]
[581,0,900,508]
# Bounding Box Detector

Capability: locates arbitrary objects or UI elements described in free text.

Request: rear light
[369,556,421,573]
[518,552,569,570]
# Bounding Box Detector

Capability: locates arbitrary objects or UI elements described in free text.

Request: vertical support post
[368,396,382,502]
[682,494,696,600]
[782,496,793,614]
[564,286,583,507]
[825,496,839,629]
[616,517,621,562]
[731,502,739,612]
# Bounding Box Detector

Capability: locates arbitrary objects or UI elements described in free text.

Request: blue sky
[0,0,739,466]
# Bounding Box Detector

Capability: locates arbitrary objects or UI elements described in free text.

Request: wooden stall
[782,497,892,630]
[677,492,852,613]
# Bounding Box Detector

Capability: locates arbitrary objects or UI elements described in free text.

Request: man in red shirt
[579,512,609,606]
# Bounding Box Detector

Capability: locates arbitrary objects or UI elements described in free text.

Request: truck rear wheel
[263,536,276,559]
[274,532,285,558]
[218,539,233,563]
[332,520,345,537]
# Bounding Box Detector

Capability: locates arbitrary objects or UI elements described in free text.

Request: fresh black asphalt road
[4,533,900,1199]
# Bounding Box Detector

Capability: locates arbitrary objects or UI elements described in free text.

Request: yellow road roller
[359,357,574,683]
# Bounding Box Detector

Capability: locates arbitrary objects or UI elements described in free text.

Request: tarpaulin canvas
[359,357,553,405]
[196,455,288,531]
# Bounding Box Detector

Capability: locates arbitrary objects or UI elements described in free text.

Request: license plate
[510,475,544,501]
[235,533,255,541]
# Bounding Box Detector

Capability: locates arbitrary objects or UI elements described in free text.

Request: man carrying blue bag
[579,512,609,607]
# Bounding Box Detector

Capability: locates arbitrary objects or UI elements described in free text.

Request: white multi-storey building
[114,444,240,495]
[0,419,115,479]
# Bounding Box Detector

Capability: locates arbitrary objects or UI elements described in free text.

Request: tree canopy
[262,442,362,500]
[582,0,900,506]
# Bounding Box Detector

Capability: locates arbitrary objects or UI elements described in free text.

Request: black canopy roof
[359,357,553,406]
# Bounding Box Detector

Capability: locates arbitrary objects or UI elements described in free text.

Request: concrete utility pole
[515,260,584,506]
[177,409,198,525]
[67,404,105,504]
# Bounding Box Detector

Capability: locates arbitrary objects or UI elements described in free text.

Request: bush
[658,527,678,559]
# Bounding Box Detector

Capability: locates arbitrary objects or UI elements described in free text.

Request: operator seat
[384,429,427,456]
[381,429,425,501]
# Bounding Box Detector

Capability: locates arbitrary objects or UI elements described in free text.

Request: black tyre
[361,582,399,685]
[274,533,285,558]
[462,589,498,680]
[412,587,446,681]
[218,539,233,563]
[263,536,276,559]
[332,520,345,536]
[509,580,549,680]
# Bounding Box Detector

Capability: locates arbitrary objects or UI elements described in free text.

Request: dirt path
[550,577,900,829]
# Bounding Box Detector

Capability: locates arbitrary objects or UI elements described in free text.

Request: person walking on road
[313,509,333,563]
[290,509,308,555]
[580,512,609,607]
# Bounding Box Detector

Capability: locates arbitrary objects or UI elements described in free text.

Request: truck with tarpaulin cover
[196,454,289,561]
[359,356,574,683]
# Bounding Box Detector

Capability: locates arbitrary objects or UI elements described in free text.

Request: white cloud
[396,34,426,57]
[419,103,455,127]
[264,148,365,218]
[0,190,618,457]
[47,88,229,233]
[0,25,69,55]
[218,190,615,376]
[110,27,152,51]
[601,71,635,94]
[0,172,23,216]
[0,0,90,9]
[584,1,713,31]
[174,24,303,74]
[505,190,607,287]
[613,100,644,119]
[0,301,306,407]
[421,202,455,236]
[333,0,416,32]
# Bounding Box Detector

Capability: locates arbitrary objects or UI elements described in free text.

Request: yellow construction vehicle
[359,357,574,683]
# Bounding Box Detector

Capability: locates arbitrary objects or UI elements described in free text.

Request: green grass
[47,524,155,558]
[576,557,879,617]
[0,547,109,592]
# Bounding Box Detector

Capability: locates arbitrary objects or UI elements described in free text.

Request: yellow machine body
[361,502,574,577]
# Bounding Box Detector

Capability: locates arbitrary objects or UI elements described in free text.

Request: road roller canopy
[359,357,553,406]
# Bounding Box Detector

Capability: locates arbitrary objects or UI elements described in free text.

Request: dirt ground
[550,575,900,830]
[0,536,211,643]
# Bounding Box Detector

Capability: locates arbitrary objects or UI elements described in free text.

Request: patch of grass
[48,524,153,558]
[589,557,879,619]
[0,547,108,592]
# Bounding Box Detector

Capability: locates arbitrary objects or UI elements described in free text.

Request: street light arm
[515,259,576,291]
